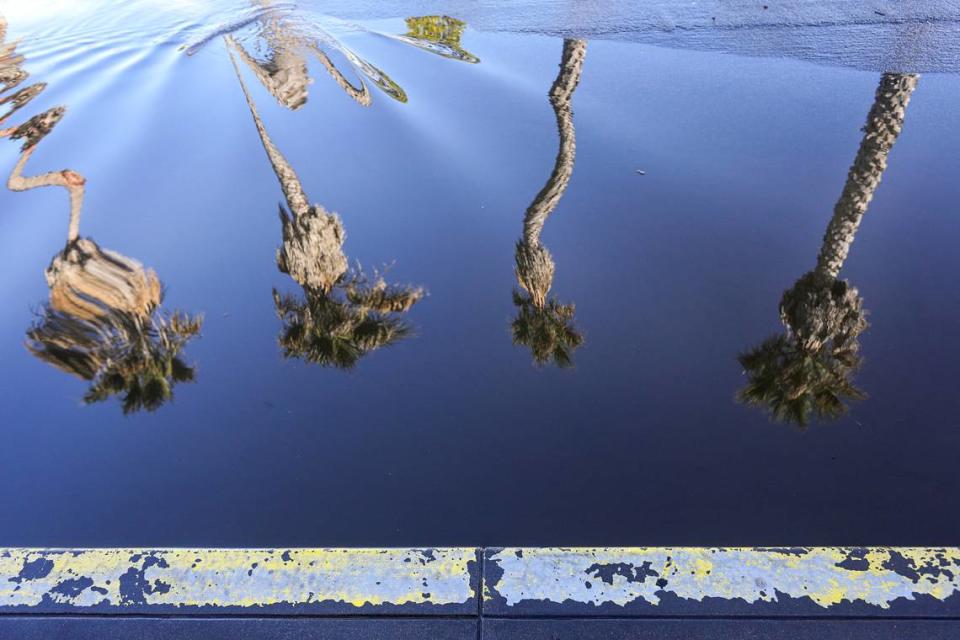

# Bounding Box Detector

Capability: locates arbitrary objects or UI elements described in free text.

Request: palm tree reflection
[219,5,489,109]
[738,73,918,427]
[396,16,479,63]
[512,39,586,368]
[2,24,202,413]
[27,240,202,414]
[223,0,406,108]
[230,49,423,369]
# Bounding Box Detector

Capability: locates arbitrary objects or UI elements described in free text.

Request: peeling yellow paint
[693,558,713,579]
[4,547,959,613]
[0,548,476,609]
[487,547,960,609]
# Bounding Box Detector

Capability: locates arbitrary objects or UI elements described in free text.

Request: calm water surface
[1,1,959,546]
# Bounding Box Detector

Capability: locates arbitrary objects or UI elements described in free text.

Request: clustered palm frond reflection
[511,39,586,368]
[737,73,918,428]
[1,23,202,414]
[511,289,581,368]
[28,242,202,414]
[513,239,582,368]
[737,273,868,426]
[273,271,422,370]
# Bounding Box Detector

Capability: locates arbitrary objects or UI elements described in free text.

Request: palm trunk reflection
[737,73,918,427]
[223,0,407,110]
[229,47,423,370]
[512,39,586,368]
[2,20,202,414]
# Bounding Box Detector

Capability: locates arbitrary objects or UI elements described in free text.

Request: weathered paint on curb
[3,547,959,617]
[0,548,478,614]
[484,548,960,615]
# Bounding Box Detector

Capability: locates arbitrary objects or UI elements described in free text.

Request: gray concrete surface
[2,617,959,639]
[482,619,960,640]
[0,618,477,640]
[312,0,960,72]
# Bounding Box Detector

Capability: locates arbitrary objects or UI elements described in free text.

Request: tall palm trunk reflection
[2,21,202,414]
[737,73,918,427]
[222,0,406,109]
[512,39,586,368]
[229,49,423,370]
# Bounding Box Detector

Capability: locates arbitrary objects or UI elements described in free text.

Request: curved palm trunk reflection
[512,39,586,368]
[214,6,490,110]
[1,21,202,414]
[229,48,423,370]
[737,73,918,427]
[223,0,407,109]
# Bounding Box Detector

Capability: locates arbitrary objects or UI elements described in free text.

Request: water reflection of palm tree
[28,240,202,414]
[396,16,479,63]
[738,73,918,427]
[223,0,406,108]
[230,50,423,369]
[2,24,202,413]
[512,39,586,368]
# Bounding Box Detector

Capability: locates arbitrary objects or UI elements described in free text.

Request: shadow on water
[736,73,918,429]
[1,16,203,415]
[512,39,586,369]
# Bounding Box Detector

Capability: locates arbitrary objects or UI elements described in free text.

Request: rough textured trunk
[230,46,311,217]
[308,43,371,107]
[1,16,28,96]
[226,26,310,111]
[1,80,46,125]
[46,239,161,321]
[516,39,586,307]
[780,271,867,354]
[229,44,348,292]
[815,73,917,279]
[275,204,348,293]
[227,14,372,110]
[2,27,82,242]
[5,106,86,243]
[521,39,586,247]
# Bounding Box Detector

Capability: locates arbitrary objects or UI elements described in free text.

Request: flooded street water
[1,1,959,547]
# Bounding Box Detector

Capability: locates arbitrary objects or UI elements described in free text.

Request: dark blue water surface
[1,2,959,546]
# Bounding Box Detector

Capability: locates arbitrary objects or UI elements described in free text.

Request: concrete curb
[484,547,960,617]
[0,548,479,615]
[1,547,958,618]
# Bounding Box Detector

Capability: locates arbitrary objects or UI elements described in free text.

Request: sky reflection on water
[1,3,959,546]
